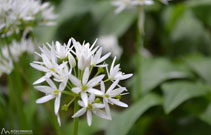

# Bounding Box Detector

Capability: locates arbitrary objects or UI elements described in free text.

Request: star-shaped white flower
[72,94,109,126]
[91,47,111,67]
[72,38,99,70]
[106,56,133,81]
[100,81,128,118]
[69,67,104,106]
[35,78,65,126]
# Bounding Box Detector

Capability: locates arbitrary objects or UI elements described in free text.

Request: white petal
[98,52,111,64]
[110,87,126,97]
[100,81,105,93]
[36,95,55,104]
[30,63,48,72]
[89,94,95,102]
[83,67,89,85]
[56,113,61,126]
[33,75,48,85]
[34,86,52,93]
[109,98,128,108]
[59,82,66,91]
[54,93,61,114]
[87,88,103,96]
[81,92,88,107]
[93,103,105,108]
[72,87,81,94]
[78,100,85,107]
[72,108,86,118]
[110,64,120,78]
[93,108,111,120]
[87,110,92,126]
[120,73,133,80]
[87,75,105,87]
[46,78,57,89]
[69,74,81,87]
[111,56,116,71]
[107,80,119,94]
[104,101,112,120]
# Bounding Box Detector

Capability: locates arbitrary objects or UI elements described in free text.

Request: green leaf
[185,55,211,84]
[142,57,191,94]
[200,103,211,125]
[98,10,137,37]
[162,81,207,114]
[106,93,162,135]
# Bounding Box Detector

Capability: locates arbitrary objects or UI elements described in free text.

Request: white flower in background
[112,0,170,14]
[9,38,35,62]
[0,55,13,77]
[69,67,104,106]
[0,0,56,37]
[31,37,133,126]
[112,0,153,14]
[72,94,109,126]
[35,78,65,126]
[107,57,133,81]
[98,35,122,59]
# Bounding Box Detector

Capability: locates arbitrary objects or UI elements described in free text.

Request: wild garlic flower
[112,0,169,14]
[0,0,56,38]
[112,0,153,14]
[0,54,13,77]
[0,38,36,76]
[98,35,122,59]
[35,78,65,126]
[9,38,36,62]
[107,57,133,81]
[31,37,133,126]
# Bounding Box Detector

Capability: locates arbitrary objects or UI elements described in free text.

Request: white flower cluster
[112,0,169,14]
[0,0,57,38]
[31,38,133,126]
[0,38,36,77]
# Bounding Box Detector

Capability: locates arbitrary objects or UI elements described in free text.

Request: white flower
[112,0,153,14]
[0,55,13,76]
[107,57,133,81]
[100,81,128,119]
[31,37,133,126]
[55,39,72,60]
[0,0,56,37]
[91,47,111,67]
[72,94,109,126]
[98,35,122,59]
[35,78,65,126]
[9,38,35,62]
[72,38,98,70]
[30,53,61,84]
[69,67,104,106]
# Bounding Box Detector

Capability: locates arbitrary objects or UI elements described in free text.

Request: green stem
[135,7,144,99]
[73,99,79,135]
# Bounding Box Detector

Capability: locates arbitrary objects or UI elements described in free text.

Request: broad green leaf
[106,93,162,135]
[200,103,211,125]
[142,57,191,95]
[186,0,211,7]
[185,55,211,84]
[162,81,207,114]
[98,9,137,37]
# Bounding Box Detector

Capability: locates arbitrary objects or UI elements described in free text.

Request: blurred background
[1,0,211,135]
